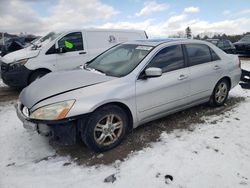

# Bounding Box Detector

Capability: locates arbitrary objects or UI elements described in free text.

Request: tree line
[169,27,250,43]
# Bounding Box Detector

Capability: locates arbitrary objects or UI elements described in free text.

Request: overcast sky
[0,0,250,37]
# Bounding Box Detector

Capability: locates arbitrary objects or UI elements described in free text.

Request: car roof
[125,38,193,46]
[206,39,219,41]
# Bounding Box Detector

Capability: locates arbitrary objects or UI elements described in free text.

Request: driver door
[135,45,190,122]
[55,32,87,70]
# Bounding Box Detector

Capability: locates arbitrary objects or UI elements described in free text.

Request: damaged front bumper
[240,69,250,89]
[15,102,81,145]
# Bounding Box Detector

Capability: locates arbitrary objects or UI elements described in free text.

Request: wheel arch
[218,76,231,89]
[28,68,52,83]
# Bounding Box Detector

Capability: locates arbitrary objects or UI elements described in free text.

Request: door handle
[79,51,86,55]
[213,65,221,70]
[178,74,188,80]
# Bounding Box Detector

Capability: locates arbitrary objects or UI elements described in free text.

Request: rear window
[185,44,212,66]
[210,48,220,61]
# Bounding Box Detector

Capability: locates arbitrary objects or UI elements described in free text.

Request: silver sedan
[16,39,241,151]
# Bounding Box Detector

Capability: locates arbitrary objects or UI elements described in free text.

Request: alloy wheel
[215,82,228,103]
[94,114,123,146]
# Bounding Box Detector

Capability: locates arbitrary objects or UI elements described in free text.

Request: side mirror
[58,47,67,53]
[145,67,162,78]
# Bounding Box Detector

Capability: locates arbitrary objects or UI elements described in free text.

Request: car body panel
[136,67,190,122]
[188,60,224,101]
[20,69,115,108]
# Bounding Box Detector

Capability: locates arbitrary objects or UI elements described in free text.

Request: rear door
[184,43,223,101]
[56,32,87,70]
[136,45,190,122]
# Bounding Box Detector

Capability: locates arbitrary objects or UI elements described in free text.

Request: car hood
[1,48,40,64]
[20,70,115,108]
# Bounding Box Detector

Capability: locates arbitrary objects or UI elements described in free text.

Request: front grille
[1,62,9,72]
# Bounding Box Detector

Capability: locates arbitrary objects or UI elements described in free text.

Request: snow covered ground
[0,61,250,188]
[0,78,6,87]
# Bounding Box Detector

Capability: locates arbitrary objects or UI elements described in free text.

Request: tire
[209,79,230,107]
[29,70,50,84]
[82,105,128,152]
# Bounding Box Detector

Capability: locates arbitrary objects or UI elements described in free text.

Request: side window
[58,32,83,52]
[210,48,220,61]
[186,44,211,66]
[147,45,185,73]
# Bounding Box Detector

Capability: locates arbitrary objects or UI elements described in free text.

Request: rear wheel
[209,79,229,106]
[29,70,50,84]
[82,105,128,152]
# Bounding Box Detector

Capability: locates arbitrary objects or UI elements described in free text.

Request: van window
[58,32,83,52]
[147,45,185,73]
[185,44,211,66]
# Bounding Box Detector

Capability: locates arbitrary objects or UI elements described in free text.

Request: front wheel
[82,105,128,152]
[209,79,230,107]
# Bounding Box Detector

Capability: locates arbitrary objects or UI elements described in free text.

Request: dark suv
[234,34,250,55]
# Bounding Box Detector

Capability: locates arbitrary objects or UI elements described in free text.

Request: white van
[0,29,147,88]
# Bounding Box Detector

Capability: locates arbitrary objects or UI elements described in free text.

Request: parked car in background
[0,36,38,57]
[234,34,250,55]
[206,39,236,54]
[0,29,147,88]
[0,37,11,54]
[16,39,241,152]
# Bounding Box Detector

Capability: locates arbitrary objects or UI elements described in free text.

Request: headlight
[16,58,28,65]
[30,100,75,120]
[9,59,28,68]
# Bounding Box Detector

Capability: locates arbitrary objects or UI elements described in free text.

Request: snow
[0,61,250,188]
[0,78,6,87]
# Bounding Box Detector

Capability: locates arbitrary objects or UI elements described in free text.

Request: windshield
[31,32,62,48]
[239,35,250,42]
[206,39,218,45]
[39,32,61,43]
[27,32,62,49]
[87,44,153,77]
[24,37,41,48]
[211,40,218,45]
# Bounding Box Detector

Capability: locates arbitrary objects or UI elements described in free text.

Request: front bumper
[15,103,50,135]
[1,63,31,88]
[15,103,78,145]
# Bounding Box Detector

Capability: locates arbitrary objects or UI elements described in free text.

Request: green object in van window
[64,40,73,49]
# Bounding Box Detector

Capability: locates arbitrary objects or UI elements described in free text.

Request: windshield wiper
[94,68,105,74]
[84,64,105,75]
